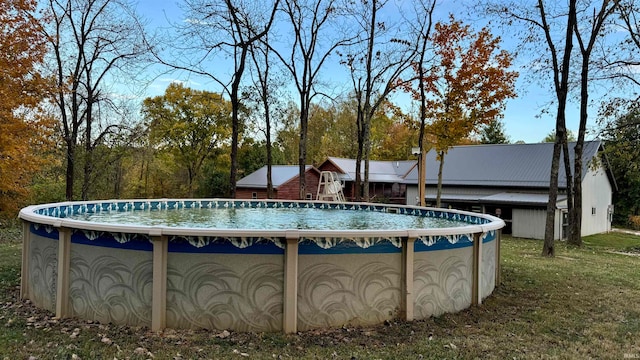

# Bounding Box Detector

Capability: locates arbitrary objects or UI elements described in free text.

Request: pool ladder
[316,171,345,202]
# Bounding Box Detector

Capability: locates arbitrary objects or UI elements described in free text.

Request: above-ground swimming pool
[19,199,504,333]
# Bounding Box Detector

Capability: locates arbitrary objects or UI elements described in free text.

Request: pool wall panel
[166,253,284,332]
[297,251,402,331]
[481,236,497,301]
[412,246,473,319]
[28,234,58,313]
[68,243,153,327]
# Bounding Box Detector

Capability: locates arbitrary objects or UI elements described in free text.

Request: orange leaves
[0,0,48,112]
[0,0,52,217]
[404,16,518,153]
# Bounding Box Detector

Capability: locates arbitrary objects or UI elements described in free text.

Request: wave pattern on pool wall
[481,237,497,300]
[29,236,58,313]
[165,254,284,332]
[297,255,402,331]
[413,248,473,318]
[68,244,153,327]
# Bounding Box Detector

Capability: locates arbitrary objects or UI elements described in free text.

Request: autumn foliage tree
[0,0,53,217]
[274,97,416,164]
[142,83,233,197]
[405,16,517,207]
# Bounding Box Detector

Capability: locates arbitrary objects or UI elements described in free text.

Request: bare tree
[340,0,421,201]
[485,0,577,256]
[43,0,150,200]
[489,0,620,251]
[613,1,640,86]
[569,0,619,246]
[158,0,279,197]
[249,33,285,198]
[273,0,356,199]
[403,0,437,206]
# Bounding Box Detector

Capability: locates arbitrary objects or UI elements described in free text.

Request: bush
[628,215,640,230]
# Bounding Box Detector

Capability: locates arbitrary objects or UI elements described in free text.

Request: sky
[132,0,604,145]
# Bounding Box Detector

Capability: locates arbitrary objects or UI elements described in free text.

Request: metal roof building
[321,157,415,183]
[404,140,609,189]
[236,165,321,200]
[403,141,615,239]
[236,165,316,188]
[236,141,615,240]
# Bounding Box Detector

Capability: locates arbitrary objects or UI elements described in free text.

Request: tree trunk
[81,99,93,201]
[543,134,563,256]
[82,148,92,200]
[569,57,590,247]
[417,35,428,207]
[229,48,248,199]
[299,99,309,200]
[360,1,376,203]
[265,99,274,199]
[65,141,75,200]
[570,141,584,246]
[355,153,363,200]
[114,157,122,198]
[354,97,364,201]
[436,151,445,207]
[230,105,239,198]
[542,0,576,257]
[362,108,372,202]
[562,137,574,242]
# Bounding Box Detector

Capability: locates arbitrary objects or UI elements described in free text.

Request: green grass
[584,231,640,252]
[1,228,640,359]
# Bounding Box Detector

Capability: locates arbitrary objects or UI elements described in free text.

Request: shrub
[628,215,640,230]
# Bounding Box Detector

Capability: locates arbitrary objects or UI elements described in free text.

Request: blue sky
[133,0,600,144]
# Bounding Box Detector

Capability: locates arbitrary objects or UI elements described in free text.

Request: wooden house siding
[276,170,320,200]
[236,168,320,200]
[319,162,342,173]
[236,188,270,199]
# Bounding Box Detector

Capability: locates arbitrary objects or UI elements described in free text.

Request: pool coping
[19,198,506,239]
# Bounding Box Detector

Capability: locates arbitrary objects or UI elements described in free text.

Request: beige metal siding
[512,208,547,239]
[406,186,419,206]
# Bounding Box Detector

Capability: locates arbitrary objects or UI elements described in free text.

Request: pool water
[67,207,467,230]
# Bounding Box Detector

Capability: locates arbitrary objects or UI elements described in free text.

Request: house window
[592,207,596,215]
[252,192,258,199]
[306,193,313,200]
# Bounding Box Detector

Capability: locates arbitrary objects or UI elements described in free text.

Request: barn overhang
[425,192,567,208]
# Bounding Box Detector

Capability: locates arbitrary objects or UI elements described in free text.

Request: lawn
[1,227,640,359]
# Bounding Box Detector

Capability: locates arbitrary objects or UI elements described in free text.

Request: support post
[20,221,30,299]
[283,233,299,333]
[471,232,483,306]
[495,230,502,286]
[55,227,72,318]
[401,236,416,321]
[151,234,168,331]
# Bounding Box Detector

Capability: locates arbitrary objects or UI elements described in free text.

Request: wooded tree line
[3,0,640,257]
